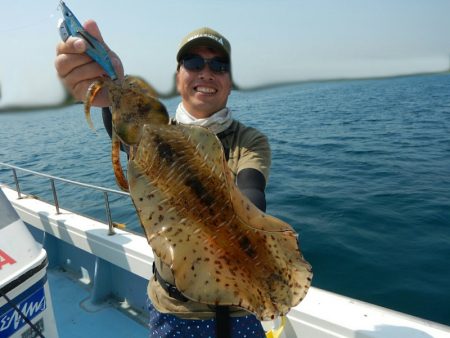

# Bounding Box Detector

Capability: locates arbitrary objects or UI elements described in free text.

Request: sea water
[0,73,449,325]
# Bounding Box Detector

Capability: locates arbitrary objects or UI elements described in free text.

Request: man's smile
[194,86,217,94]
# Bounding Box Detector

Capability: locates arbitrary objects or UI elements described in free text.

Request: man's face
[176,46,232,118]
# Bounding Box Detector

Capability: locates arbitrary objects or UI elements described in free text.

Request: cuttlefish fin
[179,125,294,232]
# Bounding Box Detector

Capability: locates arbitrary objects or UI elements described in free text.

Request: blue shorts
[148,299,265,338]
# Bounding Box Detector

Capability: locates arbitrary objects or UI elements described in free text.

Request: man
[56,24,270,337]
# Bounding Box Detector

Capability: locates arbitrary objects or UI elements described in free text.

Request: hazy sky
[1,0,449,108]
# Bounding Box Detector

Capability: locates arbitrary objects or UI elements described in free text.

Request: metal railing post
[50,179,60,214]
[103,191,116,235]
[12,168,22,199]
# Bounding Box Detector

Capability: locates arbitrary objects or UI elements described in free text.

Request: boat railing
[0,162,129,235]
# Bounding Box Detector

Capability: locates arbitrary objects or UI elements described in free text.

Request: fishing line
[0,13,56,34]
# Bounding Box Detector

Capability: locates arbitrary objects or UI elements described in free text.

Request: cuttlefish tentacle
[85,77,130,188]
[128,123,312,321]
[84,78,106,130]
[111,131,129,191]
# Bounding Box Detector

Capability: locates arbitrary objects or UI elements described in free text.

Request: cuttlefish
[85,75,312,321]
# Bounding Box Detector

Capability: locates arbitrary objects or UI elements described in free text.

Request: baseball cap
[176,27,231,62]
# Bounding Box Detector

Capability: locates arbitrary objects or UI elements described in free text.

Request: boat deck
[48,268,148,338]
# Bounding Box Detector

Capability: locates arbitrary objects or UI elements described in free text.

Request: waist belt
[153,262,189,302]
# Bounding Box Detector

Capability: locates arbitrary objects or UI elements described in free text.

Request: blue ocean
[1,73,449,326]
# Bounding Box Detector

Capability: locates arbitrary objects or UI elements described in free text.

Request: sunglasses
[181,54,230,73]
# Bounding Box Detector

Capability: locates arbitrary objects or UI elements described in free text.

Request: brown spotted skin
[128,124,313,321]
[84,76,312,320]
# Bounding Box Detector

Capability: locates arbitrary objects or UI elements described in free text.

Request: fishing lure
[57,1,118,80]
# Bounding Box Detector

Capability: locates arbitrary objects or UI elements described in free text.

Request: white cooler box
[0,189,58,338]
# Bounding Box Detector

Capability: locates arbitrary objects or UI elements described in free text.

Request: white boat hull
[2,184,449,338]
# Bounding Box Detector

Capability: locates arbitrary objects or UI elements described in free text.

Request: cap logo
[188,33,224,46]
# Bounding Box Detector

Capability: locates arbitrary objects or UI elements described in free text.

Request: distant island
[1,69,448,113]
